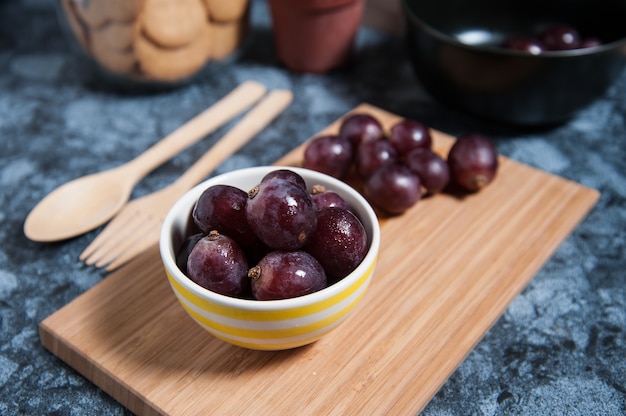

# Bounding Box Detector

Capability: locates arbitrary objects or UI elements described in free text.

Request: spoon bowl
[24,167,134,242]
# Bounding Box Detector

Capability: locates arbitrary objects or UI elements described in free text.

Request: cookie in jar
[58,0,250,85]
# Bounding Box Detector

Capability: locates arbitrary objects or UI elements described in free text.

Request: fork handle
[123,80,267,179]
[171,89,294,191]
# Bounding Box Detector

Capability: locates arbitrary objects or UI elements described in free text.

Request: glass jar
[57,0,250,87]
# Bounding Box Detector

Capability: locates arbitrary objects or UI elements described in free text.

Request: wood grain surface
[40,104,599,415]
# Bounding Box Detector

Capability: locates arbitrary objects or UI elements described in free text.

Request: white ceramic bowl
[160,166,380,350]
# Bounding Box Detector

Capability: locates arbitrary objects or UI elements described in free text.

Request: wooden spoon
[24,80,267,242]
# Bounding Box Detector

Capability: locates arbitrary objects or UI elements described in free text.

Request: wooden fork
[79,89,293,271]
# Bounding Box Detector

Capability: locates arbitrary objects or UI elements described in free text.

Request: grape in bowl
[402,0,626,125]
[160,166,380,351]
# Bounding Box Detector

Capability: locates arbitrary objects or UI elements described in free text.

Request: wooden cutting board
[39,104,599,415]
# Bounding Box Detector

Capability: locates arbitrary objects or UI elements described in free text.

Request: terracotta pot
[268,0,365,73]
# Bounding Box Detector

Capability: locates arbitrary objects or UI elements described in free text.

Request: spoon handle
[171,89,294,191]
[123,80,267,179]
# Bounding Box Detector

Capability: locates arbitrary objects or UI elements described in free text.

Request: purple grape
[311,185,350,211]
[246,178,318,250]
[186,231,250,297]
[447,133,499,192]
[261,169,306,190]
[355,137,398,178]
[176,232,203,274]
[503,36,544,54]
[363,163,421,215]
[303,134,354,179]
[192,184,257,247]
[249,251,327,300]
[305,207,368,280]
[388,119,432,156]
[539,24,581,51]
[404,148,450,194]
[338,113,384,147]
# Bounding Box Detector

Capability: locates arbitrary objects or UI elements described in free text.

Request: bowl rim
[401,0,626,58]
[160,166,381,311]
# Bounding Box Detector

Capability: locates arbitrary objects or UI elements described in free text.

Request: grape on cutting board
[303,112,499,215]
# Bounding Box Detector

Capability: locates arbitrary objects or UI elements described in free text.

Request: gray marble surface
[1,0,625,415]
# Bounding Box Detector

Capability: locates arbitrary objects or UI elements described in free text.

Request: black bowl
[402,0,626,125]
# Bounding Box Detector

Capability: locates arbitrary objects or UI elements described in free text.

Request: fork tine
[84,188,172,268]
[79,207,140,263]
[103,224,162,271]
[92,217,152,268]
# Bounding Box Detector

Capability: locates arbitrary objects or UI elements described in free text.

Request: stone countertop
[1,0,625,415]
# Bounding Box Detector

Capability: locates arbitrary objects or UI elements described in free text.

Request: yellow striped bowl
[160,166,380,350]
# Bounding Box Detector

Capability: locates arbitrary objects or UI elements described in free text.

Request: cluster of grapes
[502,23,601,55]
[304,113,499,215]
[176,169,368,301]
